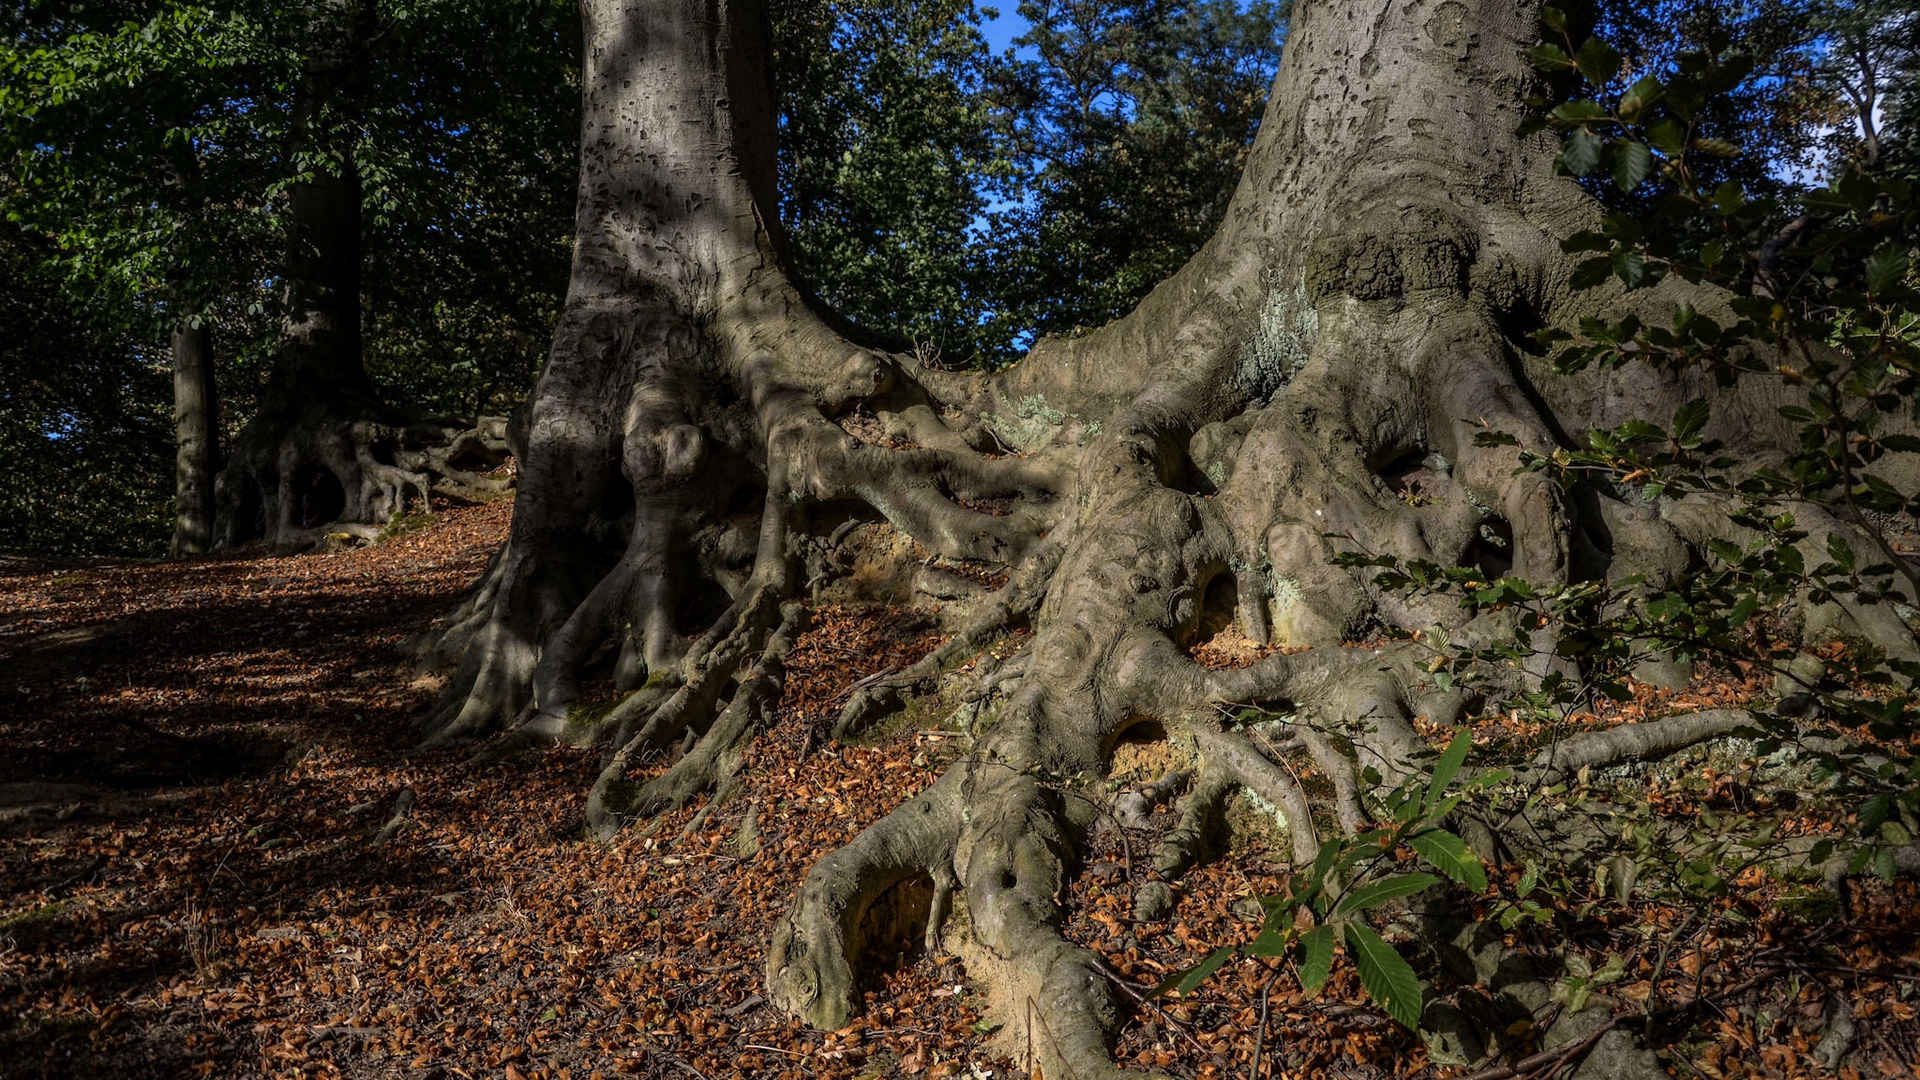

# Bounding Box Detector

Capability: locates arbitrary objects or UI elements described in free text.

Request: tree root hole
[292,465,347,529]
[853,873,936,981]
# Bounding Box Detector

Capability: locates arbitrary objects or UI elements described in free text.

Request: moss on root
[564,696,623,741]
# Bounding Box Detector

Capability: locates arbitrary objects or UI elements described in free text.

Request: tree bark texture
[169,317,218,556]
[425,1,1920,1076]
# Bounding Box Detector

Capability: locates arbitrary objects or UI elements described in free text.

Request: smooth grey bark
[169,318,218,556]
[425,1,1918,1077]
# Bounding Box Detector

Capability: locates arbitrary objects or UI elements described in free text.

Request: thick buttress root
[219,412,512,550]
[421,20,1920,1067]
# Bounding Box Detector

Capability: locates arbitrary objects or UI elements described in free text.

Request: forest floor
[3,502,1919,1080]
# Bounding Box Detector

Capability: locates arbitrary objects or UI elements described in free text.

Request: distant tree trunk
[169,317,218,556]
[425,1,1919,1077]
[216,0,509,549]
[271,20,374,406]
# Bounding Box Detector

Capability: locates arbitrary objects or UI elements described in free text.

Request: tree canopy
[1,0,578,553]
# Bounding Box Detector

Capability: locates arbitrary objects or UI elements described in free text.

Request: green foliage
[1160,730,1503,1034]
[357,0,579,417]
[773,0,1007,364]
[1,1,281,332]
[0,223,170,556]
[985,0,1288,345]
[773,0,1288,364]
[1579,1,1907,218]
[1,0,576,554]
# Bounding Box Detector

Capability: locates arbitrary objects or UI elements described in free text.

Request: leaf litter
[2,502,1917,1079]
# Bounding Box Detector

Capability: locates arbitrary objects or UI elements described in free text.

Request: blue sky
[979,5,1035,58]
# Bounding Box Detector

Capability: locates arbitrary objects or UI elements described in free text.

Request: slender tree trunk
[424,1,1919,1077]
[169,317,218,556]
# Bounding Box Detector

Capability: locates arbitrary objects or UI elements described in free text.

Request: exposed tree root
[1130,772,1226,923]
[219,410,511,550]
[834,540,1062,739]
[418,0,1920,1074]
[587,601,802,833]
[1191,723,1320,867]
[1525,707,1753,781]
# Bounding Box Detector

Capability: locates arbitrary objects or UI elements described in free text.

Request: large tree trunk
[217,0,510,550]
[273,20,373,409]
[427,0,1918,1076]
[169,317,218,556]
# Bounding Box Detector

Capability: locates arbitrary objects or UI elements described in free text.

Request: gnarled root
[586,600,803,833]
[219,411,511,551]
[1130,772,1227,922]
[834,540,1062,739]
[767,771,965,1030]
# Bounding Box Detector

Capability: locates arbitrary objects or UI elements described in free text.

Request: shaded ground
[3,504,1918,1079]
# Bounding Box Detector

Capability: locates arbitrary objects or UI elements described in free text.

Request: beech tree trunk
[426,1,1919,1076]
[273,15,373,409]
[169,317,218,556]
[215,0,511,550]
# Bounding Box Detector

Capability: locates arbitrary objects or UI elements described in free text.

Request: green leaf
[1248,921,1290,957]
[1672,398,1709,448]
[1575,37,1621,86]
[1646,118,1686,156]
[1525,43,1573,70]
[1427,728,1471,811]
[1729,593,1759,624]
[1570,254,1614,289]
[1866,247,1909,295]
[1609,139,1653,191]
[1612,249,1646,288]
[1550,99,1609,125]
[1336,873,1444,915]
[1559,129,1605,177]
[1860,792,1893,833]
[1712,180,1745,216]
[1298,924,1336,996]
[1309,838,1342,887]
[1344,922,1424,1029]
[1152,946,1233,998]
[1560,231,1612,253]
[1827,534,1855,572]
[1617,75,1664,121]
[1409,829,1489,892]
